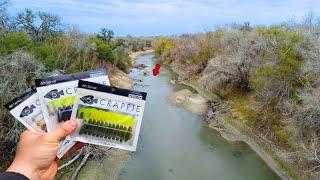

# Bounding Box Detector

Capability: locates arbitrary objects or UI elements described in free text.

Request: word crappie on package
[69,80,147,151]
[35,69,110,156]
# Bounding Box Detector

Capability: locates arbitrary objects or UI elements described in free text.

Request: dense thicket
[0,1,151,170]
[153,16,320,176]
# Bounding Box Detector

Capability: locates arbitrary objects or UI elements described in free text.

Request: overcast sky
[9,0,320,36]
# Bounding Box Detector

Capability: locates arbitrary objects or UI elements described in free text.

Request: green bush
[92,38,114,63]
[251,27,303,107]
[0,31,32,53]
[32,43,58,71]
[113,46,131,72]
[152,37,175,57]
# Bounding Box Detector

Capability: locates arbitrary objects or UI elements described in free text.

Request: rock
[106,65,133,89]
[184,94,207,115]
[232,151,242,158]
[167,89,194,106]
[167,89,207,115]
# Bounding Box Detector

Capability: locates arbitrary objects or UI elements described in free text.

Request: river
[119,54,279,180]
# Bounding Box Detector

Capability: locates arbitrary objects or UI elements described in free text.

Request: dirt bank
[105,64,132,89]
[207,110,289,179]
[129,49,154,60]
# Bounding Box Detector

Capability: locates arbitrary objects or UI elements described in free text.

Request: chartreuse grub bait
[77,107,134,142]
[69,80,147,151]
[47,95,76,122]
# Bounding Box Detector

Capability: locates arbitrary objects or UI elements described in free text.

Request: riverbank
[179,79,295,179]
[129,49,154,60]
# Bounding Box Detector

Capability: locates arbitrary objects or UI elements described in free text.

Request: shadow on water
[119,54,280,180]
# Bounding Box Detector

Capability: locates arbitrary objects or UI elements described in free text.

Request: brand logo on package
[128,93,143,100]
[90,72,104,78]
[44,89,64,99]
[80,95,98,104]
[20,105,36,117]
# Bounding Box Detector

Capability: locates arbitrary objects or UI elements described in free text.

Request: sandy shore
[167,89,207,115]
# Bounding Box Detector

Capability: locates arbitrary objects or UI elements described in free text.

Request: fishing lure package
[5,88,46,133]
[69,80,147,151]
[35,69,110,156]
[4,71,63,133]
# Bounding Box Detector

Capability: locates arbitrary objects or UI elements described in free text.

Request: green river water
[119,54,280,180]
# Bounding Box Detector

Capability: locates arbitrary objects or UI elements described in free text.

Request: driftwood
[58,149,84,171]
[71,152,92,180]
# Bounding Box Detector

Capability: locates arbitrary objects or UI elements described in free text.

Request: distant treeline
[153,14,320,178]
[0,0,151,170]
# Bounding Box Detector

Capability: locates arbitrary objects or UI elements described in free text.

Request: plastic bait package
[69,80,147,151]
[4,71,63,133]
[35,69,110,157]
[4,88,46,133]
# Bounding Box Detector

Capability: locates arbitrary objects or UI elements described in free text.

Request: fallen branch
[58,149,84,171]
[71,152,92,180]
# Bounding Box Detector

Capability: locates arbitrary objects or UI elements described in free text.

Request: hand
[6,120,83,180]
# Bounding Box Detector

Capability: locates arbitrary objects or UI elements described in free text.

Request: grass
[223,114,299,179]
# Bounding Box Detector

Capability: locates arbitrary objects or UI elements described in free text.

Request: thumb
[47,120,78,142]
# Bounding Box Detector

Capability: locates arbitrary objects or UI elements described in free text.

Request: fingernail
[65,120,77,129]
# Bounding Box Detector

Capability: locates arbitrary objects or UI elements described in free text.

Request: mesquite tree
[15,9,63,42]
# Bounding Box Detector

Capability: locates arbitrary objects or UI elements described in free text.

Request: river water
[119,54,279,180]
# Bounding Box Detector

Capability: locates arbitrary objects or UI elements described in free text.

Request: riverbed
[119,54,279,180]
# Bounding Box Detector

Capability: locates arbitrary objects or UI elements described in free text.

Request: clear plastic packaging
[5,88,46,133]
[4,71,63,133]
[35,69,110,157]
[69,80,147,151]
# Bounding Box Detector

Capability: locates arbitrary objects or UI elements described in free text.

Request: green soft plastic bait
[48,95,76,109]
[77,107,134,142]
[47,95,76,122]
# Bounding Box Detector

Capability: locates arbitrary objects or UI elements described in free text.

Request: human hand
[6,120,83,180]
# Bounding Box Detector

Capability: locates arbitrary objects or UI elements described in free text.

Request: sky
[8,0,320,36]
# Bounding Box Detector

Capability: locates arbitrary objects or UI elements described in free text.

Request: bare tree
[200,30,263,94]
[97,28,114,42]
[15,9,63,42]
[0,0,10,35]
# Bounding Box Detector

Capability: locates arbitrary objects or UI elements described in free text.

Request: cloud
[10,0,320,36]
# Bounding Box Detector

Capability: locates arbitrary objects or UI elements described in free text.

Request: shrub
[251,28,303,110]
[295,87,320,140]
[0,51,45,170]
[0,31,32,53]
[91,37,114,63]
[152,37,175,58]
[112,46,131,73]
[32,43,57,70]
[200,30,263,96]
